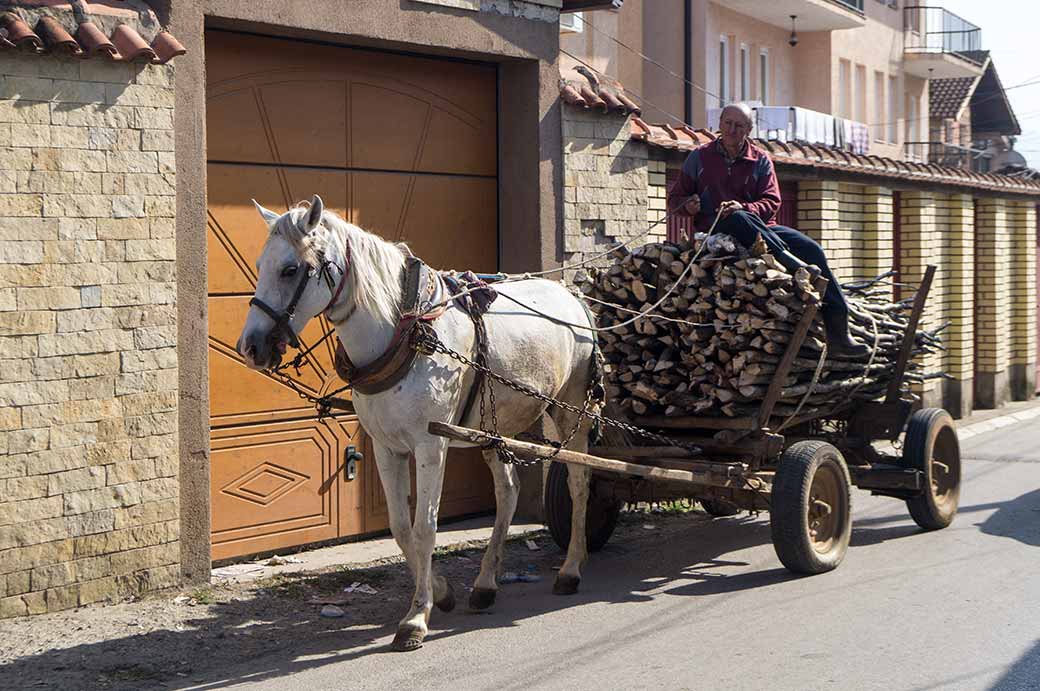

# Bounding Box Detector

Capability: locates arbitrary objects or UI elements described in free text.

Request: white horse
[237,195,600,651]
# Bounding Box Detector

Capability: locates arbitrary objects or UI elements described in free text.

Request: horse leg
[470,450,519,610]
[551,407,593,596]
[391,438,449,652]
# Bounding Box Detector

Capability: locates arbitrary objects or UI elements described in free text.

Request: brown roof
[929,76,977,120]
[629,118,1040,196]
[0,1,184,63]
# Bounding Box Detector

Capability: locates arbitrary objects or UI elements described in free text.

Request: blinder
[249,251,346,351]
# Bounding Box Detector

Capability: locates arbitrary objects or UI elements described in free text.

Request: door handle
[344,445,363,481]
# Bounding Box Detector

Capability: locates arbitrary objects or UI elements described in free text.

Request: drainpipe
[684,0,692,125]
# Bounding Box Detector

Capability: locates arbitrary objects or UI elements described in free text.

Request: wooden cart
[430,265,961,575]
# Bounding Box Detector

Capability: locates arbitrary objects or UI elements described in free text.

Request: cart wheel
[770,441,852,575]
[903,408,961,531]
[544,461,621,553]
[700,498,742,518]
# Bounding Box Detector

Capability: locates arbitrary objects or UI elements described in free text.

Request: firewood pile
[573,233,942,421]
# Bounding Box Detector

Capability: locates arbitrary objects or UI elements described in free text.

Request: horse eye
[281,264,299,278]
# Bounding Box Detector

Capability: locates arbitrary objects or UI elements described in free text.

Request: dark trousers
[716,211,849,322]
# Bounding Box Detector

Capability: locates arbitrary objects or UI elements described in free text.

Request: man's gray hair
[720,102,754,128]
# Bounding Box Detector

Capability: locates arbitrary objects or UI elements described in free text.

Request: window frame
[759,47,770,105]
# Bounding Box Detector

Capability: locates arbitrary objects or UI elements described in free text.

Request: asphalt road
[203,418,1039,691]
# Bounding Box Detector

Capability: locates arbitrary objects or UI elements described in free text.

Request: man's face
[720,108,751,151]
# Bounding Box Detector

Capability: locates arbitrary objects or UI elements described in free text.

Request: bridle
[248,237,352,350]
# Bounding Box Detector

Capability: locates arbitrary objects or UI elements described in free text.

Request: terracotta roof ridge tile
[630,117,652,136]
[578,84,607,112]
[150,31,185,64]
[1,11,42,51]
[35,15,82,56]
[110,23,155,62]
[560,82,588,109]
[615,91,641,116]
[75,20,115,57]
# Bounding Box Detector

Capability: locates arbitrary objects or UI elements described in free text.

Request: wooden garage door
[206,31,497,560]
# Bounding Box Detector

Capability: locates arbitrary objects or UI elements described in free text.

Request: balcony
[904,5,985,79]
[716,0,865,32]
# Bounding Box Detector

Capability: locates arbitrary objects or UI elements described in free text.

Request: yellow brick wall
[975,199,1013,375]
[940,194,975,380]
[798,181,847,281]
[898,191,943,400]
[646,158,668,244]
[860,186,895,301]
[838,183,869,283]
[1008,201,1037,369]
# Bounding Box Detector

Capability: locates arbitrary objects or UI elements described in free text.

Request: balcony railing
[904,5,982,59]
[831,0,864,12]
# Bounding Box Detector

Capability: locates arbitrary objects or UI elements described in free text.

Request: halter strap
[323,241,352,320]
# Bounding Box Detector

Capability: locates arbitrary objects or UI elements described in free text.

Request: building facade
[0,0,580,617]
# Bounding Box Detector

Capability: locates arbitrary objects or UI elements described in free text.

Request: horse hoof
[468,587,497,611]
[390,625,426,652]
[434,580,456,612]
[552,574,580,595]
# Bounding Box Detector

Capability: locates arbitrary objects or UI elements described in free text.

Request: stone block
[0,311,55,336]
[0,193,44,217]
[134,107,174,130]
[145,195,176,217]
[16,286,80,310]
[0,496,63,527]
[125,412,177,438]
[106,458,157,486]
[44,584,79,612]
[112,195,146,218]
[101,284,150,307]
[42,193,111,218]
[0,380,69,407]
[119,391,177,417]
[80,285,102,307]
[66,508,116,537]
[68,376,116,402]
[120,347,177,373]
[106,83,174,108]
[7,569,30,595]
[141,130,175,152]
[49,125,90,149]
[63,483,141,516]
[55,308,115,333]
[8,122,52,147]
[32,148,107,173]
[77,576,117,606]
[109,542,177,576]
[7,428,49,454]
[3,475,48,501]
[0,595,28,618]
[48,466,107,496]
[57,218,97,240]
[0,100,50,124]
[49,422,99,450]
[113,498,178,530]
[101,173,125,194]
[126,238,176,261]
[37,328,134,356]
[97,217,149,240]
[131,434,177,461]
[30,562,77,591]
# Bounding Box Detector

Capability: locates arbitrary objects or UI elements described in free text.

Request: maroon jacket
[667,139,782,231]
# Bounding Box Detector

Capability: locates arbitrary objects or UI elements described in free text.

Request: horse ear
[304,194,324,233]
[252,199,280,226]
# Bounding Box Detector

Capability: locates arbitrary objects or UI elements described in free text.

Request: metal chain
[412,322,702,456]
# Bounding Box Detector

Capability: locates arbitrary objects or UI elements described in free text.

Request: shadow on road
[0,513,790,690]
[990,639,1040,690]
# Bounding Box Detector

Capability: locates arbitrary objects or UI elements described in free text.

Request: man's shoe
[823,311,870,358]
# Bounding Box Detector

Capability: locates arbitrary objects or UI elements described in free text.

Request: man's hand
[718,200,743,219]
[682,195,701,216]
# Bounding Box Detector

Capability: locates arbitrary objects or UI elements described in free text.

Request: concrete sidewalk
[209,396,1040,586]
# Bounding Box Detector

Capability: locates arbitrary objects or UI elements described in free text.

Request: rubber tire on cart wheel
[903,408,961,531]
[700,498,742,517]
[545,461,621,553]
[770,441,852,575]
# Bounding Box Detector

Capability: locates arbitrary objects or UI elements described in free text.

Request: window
[905,91,918,159]
[719,36,729,106]
[759,49,770,104]
[560,11,584,33]
[874,70,885,141]
[888,76,898,142]
[839,59,852,118]
[740,44,750,101]
[854,64,867,122]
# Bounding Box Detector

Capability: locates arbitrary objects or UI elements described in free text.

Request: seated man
[666,102,868,357]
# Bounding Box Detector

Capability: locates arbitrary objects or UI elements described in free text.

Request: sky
[940,0,1040,168]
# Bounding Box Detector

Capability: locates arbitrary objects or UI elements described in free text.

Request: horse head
[237,194,340,370]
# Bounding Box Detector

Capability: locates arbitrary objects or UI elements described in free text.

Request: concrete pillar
[1008,201,1037,400]
[898,191,943,408]
[974,199,1013,408]
[940,194,975,418]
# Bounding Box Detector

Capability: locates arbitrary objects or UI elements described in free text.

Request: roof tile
[0,4,184,64]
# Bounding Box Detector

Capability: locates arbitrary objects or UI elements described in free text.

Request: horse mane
[270,203,407,325]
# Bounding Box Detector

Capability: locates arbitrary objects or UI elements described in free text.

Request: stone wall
[0,52,179,617]
[562,104,648,271]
